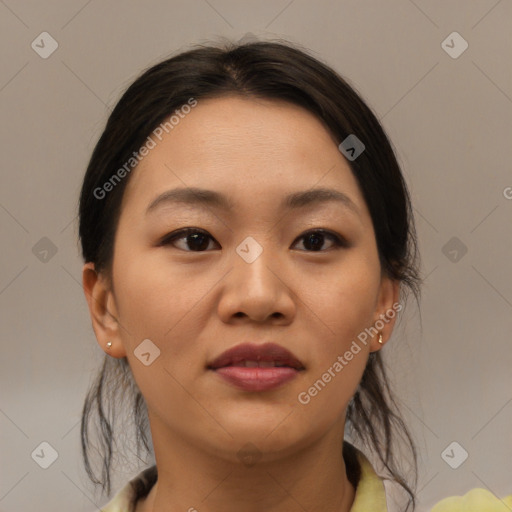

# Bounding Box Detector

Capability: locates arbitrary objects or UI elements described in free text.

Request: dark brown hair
[79,39,421,509]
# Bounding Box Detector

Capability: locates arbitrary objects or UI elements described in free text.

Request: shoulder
[430,488,512,511]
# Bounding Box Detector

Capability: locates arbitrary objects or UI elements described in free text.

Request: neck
[138,417,356,512]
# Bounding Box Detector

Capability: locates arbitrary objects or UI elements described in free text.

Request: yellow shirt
[431,488,512,511]
[99,444,511,511]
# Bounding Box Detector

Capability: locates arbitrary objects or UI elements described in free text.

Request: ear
[369,275,401,353]
[82,262,127,358]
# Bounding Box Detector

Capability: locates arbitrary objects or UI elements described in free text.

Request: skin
[82,96,400,512]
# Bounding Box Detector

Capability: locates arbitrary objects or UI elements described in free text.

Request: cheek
[297,253,380,407]
[303,256,381,343]
[295,275,375,429]
[112,248,218,394]
[113,255,207,426]
[113,249,208,340]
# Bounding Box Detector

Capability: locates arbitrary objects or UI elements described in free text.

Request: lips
[207,342,305,371]
[207,342,305,392]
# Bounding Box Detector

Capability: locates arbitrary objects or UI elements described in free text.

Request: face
[83,95,399,462]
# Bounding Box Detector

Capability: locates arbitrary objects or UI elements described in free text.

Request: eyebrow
[145,186,360,217]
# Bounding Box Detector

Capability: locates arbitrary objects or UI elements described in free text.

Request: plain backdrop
[1,1,511,511]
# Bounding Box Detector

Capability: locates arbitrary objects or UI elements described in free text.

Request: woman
[78,40,510,511]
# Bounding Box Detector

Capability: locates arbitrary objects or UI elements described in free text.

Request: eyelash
[159,227,348,252]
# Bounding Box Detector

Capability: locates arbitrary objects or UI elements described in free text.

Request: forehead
[120,95,367,216]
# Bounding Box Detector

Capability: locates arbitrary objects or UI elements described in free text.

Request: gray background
[1,1,511,511]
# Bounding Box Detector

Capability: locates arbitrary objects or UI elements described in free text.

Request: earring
[378,333,383,344]
[106,341,112,349]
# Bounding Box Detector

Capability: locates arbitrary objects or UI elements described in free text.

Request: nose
[216,243,296,324]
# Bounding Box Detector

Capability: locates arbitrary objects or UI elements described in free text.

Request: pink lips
[207,342,304,392]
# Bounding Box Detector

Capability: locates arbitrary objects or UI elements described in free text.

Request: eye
[292,229,347,252]
[159,228,219,252]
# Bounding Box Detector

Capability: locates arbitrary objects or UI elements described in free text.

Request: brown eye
[160,228,219,252]
[292,230,347,252]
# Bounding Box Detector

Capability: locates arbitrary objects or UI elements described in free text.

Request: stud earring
[106,341,112,349]
[378,333,383,344]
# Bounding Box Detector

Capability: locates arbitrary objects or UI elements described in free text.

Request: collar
[346,442,388,511]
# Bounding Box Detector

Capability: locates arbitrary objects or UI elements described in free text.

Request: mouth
[207,342,305,392]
